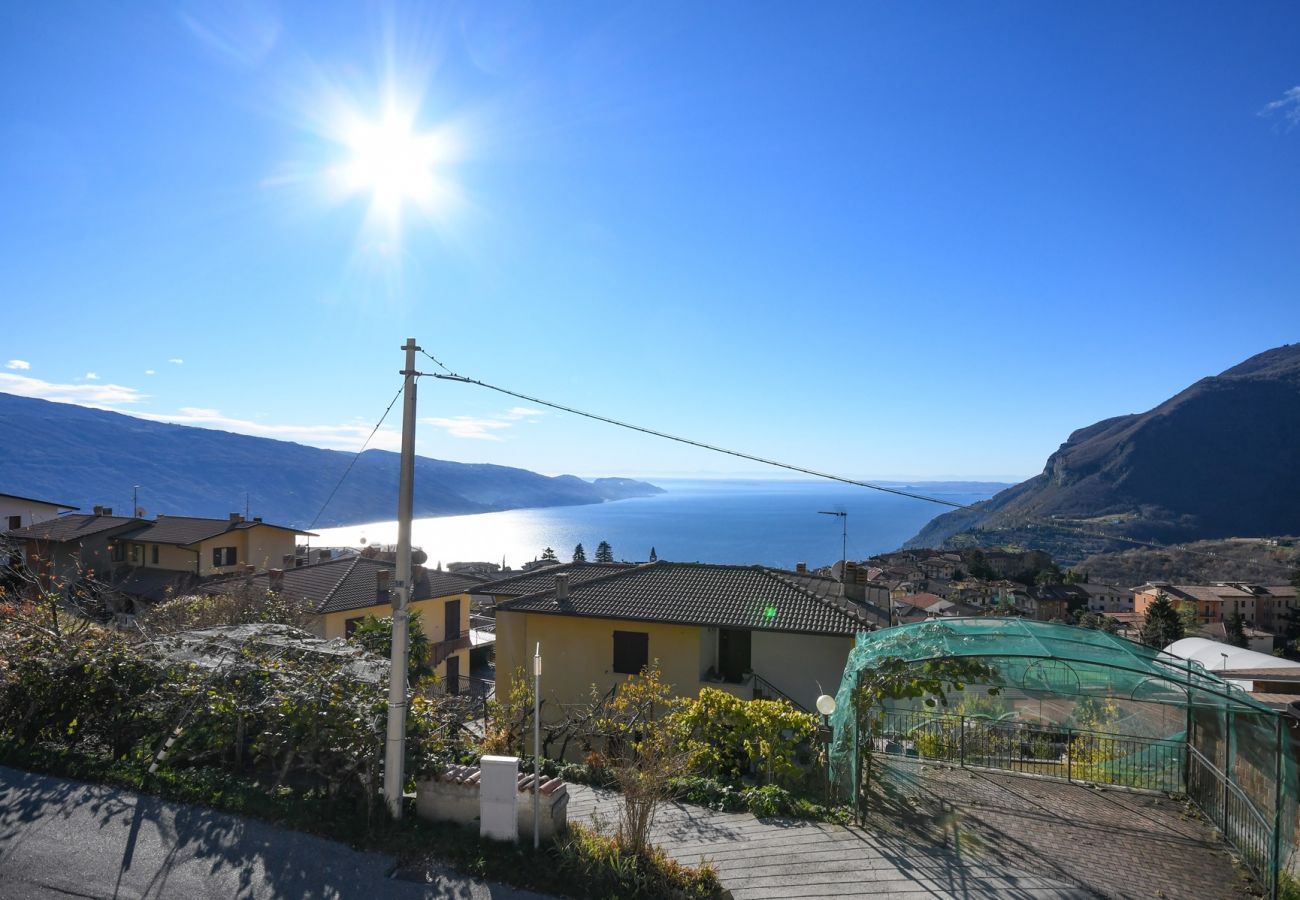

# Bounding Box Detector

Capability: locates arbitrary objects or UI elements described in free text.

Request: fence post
[959,715,966,768]
[1271,713,1284,900]
[1066,726,1073,783]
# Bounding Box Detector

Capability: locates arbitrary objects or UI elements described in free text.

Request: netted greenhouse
[827,618,1296,895]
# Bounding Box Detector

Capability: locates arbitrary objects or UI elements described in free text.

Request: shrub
[552,823,722,899]
[670,687,815,787]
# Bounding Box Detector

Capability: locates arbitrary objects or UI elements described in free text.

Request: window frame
[612,630,649,675]
[212,546,237,567]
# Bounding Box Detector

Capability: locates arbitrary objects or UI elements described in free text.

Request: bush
[670,775,747,812]
[670,687,815,787]
[553,823,722,899]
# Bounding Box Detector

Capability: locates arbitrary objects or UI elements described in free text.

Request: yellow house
[211,555,485,692]
[495,561,882,718]
[109,513,312,577]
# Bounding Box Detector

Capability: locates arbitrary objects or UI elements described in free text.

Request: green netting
[827,617,1296,870]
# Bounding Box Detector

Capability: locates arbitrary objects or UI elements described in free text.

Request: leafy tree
[572,543,587,563]
[1077,611,1120,634]
[1140,592,1185,649]
[591,662,692,853]
[540,547,558,562]
[349,609,434,681]
[966,550,996,581]
[1224,612,1249,649]
[595,541,614,563]
[649,547,658,562]
[1035,565,1064,586]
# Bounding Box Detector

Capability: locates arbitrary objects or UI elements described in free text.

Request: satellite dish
[412,549,428,565]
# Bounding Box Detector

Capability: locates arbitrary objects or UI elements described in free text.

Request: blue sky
[2,1,1298,482]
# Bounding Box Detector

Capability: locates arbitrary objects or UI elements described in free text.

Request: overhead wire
[417,348,1296,574]
[308,380,408,531]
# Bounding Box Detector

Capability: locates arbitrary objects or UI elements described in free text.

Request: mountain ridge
[904,343,1300,558]
[0,392,663,528]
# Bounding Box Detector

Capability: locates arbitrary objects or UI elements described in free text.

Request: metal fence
[876,708,1184,793]
[871,708,1279,895]
[1188,744,1277,889]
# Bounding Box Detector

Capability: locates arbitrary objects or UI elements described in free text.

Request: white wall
[0,497,68,530]
[750,631,856,712]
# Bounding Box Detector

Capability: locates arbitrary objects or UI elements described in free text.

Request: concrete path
[568,762,1257,899]
[0,766,548,900]
[568,783,1091,898]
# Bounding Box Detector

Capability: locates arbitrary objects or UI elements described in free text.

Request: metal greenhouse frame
[827,618,1295,897]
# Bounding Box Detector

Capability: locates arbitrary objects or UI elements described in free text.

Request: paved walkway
[0,766,548,899]
[568,761,1257,899]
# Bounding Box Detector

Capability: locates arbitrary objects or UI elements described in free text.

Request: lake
[308,479,1002,570]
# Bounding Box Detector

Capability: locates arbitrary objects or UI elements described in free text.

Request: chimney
[229,512,243,523]
[555,573,569,600]
[377,569,391,604]
[253,516,262,523]
[412,564,427,590]
[796,562,807,573]
[269,568,284,592]
[92,506,104,516]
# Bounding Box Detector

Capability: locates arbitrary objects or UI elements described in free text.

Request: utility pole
[133,485,140,518]
[383,337,420,819]
[818,511,848,581]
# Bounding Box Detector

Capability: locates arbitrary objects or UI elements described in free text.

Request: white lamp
[816,694,837,717]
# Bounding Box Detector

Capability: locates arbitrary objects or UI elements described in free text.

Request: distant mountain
[0,393,664,528]
[905,344,1300,559]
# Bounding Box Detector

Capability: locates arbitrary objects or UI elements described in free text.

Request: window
[212,546,237,567]
[151,544,159,564]
[7,515,20,530]
[111,542,125,563]
[345,616,362,636]
[128,543,143,565]
[612,630,649,675]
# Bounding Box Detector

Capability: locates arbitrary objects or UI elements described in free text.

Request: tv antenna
[818,510,848,578]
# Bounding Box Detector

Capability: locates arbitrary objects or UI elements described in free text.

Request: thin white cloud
[423,416,512,441]
[168,358,184,365]
[421,407,547,441]
[5,360,30,370]
[84,372,99,380]
[0,373,146,407]
[1261,86,1300,128]
[144,369,156,376]
[133,407,402,452]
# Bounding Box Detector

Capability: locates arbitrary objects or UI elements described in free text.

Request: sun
[329,102,460,241]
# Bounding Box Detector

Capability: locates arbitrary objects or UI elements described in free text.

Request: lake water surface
[309,479,1002,570]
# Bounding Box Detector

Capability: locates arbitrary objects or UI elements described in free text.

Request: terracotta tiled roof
[497,560,876,636]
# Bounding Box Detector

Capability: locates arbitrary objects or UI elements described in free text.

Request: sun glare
[327,101,460,244]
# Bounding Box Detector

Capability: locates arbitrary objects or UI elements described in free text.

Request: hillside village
[4,486,1300,898]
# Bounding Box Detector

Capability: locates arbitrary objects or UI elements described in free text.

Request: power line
[417,350,1297,574]
[308,380,407,531]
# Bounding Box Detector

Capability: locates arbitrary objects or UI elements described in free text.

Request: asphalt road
[0,766,550,899]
